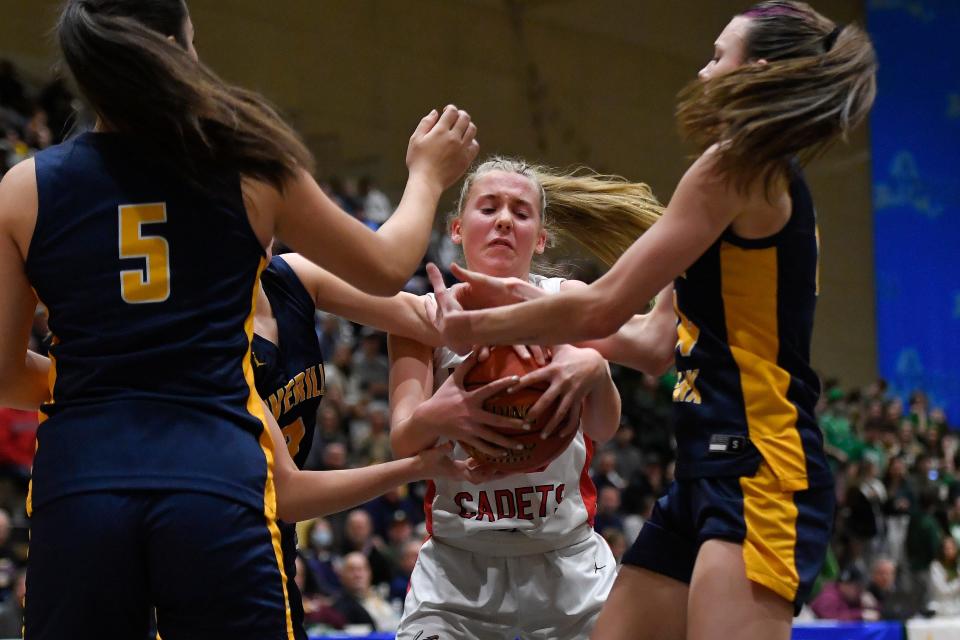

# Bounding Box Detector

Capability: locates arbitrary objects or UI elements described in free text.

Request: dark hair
[676,1,877,192]
[57,0,313,189]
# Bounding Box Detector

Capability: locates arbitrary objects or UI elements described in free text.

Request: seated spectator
[602,424,643,481]
[928,536,960,617]
[383,510,414,570]
[351,329,389,400]
[593,486,624,534]
[601,528,627,565]
[332,552,399,632]
[388,539,422,605]
[0,568,24,638]
[0,408,37,480]
[343,509,392,587]
[867,556,915,620]
[622,453,666,513]
[907,485,944,574]
[296,555,347,630]
[300,518,342,597]
[591,451,626,492]
[811,566,879,621]
[352,402,392,464]
[358,176,392,227]
[364,486,423,540]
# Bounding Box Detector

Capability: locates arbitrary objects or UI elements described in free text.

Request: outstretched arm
[264,401,469,523]
[447,263,676,375]
[430,148,739,348]
[281,254,441,347]
[245,107,478,296]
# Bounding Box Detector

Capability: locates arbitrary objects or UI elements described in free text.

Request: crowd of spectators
[1,60,958,635]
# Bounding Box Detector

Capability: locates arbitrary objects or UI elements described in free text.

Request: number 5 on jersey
[119,203,170,304]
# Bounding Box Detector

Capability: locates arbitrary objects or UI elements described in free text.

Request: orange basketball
[461,347,578,474]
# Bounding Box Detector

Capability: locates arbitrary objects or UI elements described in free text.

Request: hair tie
[824,24,843,51]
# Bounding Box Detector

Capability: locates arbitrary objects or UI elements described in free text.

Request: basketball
[462,347,578,474]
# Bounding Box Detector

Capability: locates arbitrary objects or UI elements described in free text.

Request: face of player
[452,171,547,279]
[699,15,752,81]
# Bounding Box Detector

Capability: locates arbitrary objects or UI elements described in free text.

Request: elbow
[584,311,625,342]
[275,500,297,524]
[368,265,409,297]
[650,342,676,377]
[390,423,418,460]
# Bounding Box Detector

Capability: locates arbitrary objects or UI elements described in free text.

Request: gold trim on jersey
[27,334,58,517]
[242,257,294,639]
[719,242,808,492]
[740,461,801,602]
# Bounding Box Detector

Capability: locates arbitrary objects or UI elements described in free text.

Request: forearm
[579,358,621,444]
[0,351,51,410]
[276,457,427,523]
[390,404,443,459]
[579,314,676,375]
[338,293,440,347]
[464,286,626,346]
[370,174,442,287]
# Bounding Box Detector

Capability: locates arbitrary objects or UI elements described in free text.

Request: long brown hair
[452,156,664,272]
[57,0,313,189]
[677,1,877,192]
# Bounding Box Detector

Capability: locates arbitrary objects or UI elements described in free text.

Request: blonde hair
[677,1,877,193]
[453,156,663,270]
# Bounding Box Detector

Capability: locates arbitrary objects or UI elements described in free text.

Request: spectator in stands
[352,401,392,464]
[0,568,24,637]
[820,387,861,465]
[907,485,945,575]
[884,456,916,518]
[592,451,626,492]
[928,536,960,617]
[351,329,390,400]
[343,509,392,587]
[867,556,915,620]
[388,539,422,605]
[811,565,879,622]
[843,459,886,563]
[295,555,347,630]
[593,486,625,534]
[602,528,627,565]
[332,552,399,632]
[364,486,422,540]
[23,108,52,151]
[947,495,960,542]
[605,423,643,481]
[300,518,341,597]
[358,176,392,227]
[897,419,924,467]
[382,510,414,576]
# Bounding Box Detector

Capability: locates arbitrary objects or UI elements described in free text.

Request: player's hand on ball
[415,442,470,482]
[477,344,549,368]
[461,457,508,484]
[406,105,479,190]
[426,263,473,355]
[414,351,526,458]
[509,345,609,439]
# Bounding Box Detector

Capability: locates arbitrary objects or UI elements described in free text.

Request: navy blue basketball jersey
[671,166,832,491]
[25,132,276,516]
[252,255,325,469]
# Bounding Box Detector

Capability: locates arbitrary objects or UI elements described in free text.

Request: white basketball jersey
[424,275,598,556]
